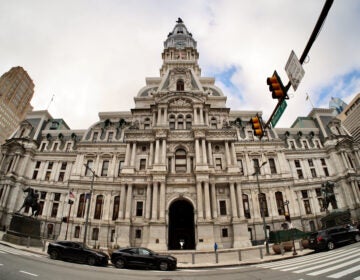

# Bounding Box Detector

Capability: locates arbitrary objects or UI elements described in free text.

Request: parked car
[47,241,109,266]
[111,247,177,271]
[308,225,360,251]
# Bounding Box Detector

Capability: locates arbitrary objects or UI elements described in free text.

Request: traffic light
[250,114,264,138]
[267,71,287,100]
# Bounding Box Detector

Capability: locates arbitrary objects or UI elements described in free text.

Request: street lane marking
[327,264,360,278]
[20,270,38,277]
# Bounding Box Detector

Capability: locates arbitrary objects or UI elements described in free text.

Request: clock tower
[160,18,201,81]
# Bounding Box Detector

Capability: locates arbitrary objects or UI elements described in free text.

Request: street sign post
[285,50,305,91]
[270,100,287,127]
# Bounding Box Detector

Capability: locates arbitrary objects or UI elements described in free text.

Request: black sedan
[111,247,177,271]
[47,241,109,266]
[308,225,360,251]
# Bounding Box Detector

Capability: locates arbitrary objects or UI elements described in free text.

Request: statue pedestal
[2,213,43,247]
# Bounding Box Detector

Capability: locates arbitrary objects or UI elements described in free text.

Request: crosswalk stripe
[0,247,41,257]
[293,251,360,274]
[327,264,360,279]
[306,258,360,276]
[256,247,354,269]
[282,250,360,272]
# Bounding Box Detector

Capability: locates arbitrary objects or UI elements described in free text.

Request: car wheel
[49,250,59,260]
[87,256,96,266]
[114,258,126,269]
[355,234,360,242]
[327,241,335,250]
[159,261,169,271]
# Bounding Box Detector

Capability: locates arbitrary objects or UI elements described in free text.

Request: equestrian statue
[18,187,40,217]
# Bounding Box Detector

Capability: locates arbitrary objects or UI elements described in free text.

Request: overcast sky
[1,0,359,129]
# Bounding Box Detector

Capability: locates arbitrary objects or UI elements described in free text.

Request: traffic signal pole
[265,0,334,129]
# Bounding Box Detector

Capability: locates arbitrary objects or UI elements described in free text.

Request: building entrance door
[168,199,195,250]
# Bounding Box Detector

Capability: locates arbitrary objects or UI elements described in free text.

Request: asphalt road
[0,242,359,280]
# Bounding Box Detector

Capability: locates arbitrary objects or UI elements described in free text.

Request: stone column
[193,108,197,125]
[161,139,166,164]
[268,190,278,217]
[229,183,238,218]
[163,107,168,125]
[124,143,131,166]
[151,182,158,220]
[210,182,217,219]
[236,183,245,218]
[202,139,207,164]
[149,143,154,166]
[200,107,204,124]
[195,139,200,164]
[119,185,126,219]
[196,182,203,219]
[231,142,237,165]
[204,182,211,219]
[225,142,231,166]
[154,139,160,164]
[207,142,213,166]
[350,181,360,204]
[125,184,133,219]
[159,182,166,219]
[145,183,152,219]
[130,143,137,167]
[157,109,161,126]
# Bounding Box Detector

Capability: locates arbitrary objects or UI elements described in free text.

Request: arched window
[242,194,251,219]
[186,114,192,129]
[175,149,187,173]
[77,194,86,218]
[169,114,175,130]
[94,195,104,219]
[112,196,120,220]
[177,114,184,129]
[275,191,285,215]
[176,80,184,91]
[258,193,269,217]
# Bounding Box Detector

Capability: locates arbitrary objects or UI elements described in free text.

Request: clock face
[175,41,185,49]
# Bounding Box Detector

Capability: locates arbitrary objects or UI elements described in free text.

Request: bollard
[238,250,242,261]
[192,253,195,264]
[27,236,30,248]
[42,240,46,252]
[215,251,218,263]
[280,243,284,255]
[299,240,303,251]
[259,247,263,259]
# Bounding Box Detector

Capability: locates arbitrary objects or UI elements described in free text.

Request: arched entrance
[168,199,195,250]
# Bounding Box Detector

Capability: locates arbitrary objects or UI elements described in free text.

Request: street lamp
[83,164,97,247]
[253,161,270,255]
[284,200,297,256]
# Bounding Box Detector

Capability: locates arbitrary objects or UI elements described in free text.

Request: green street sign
[271,100,287,127]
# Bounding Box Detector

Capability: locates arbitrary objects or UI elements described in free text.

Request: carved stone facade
[0,19,359,251]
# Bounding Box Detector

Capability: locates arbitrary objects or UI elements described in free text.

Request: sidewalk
[0,231,313,269]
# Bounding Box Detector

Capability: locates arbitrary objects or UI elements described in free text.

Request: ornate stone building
[0,19,359,250]
[0,66,34,144]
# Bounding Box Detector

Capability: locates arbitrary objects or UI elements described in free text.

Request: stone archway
[168,199,195,250]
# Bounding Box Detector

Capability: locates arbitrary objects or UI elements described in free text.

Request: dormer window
[176,80,184,91]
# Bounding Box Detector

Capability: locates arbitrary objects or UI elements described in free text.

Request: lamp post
[253,161,269,255]
[83,164,97,247]
[284,200,297,256]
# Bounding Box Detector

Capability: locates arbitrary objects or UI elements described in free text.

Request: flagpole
[46,94,55,110]
[306,92,315,108]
